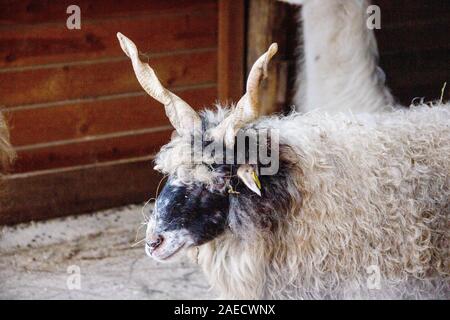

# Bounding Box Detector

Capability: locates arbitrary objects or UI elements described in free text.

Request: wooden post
[247,0,299,115]
[218,0,246,103]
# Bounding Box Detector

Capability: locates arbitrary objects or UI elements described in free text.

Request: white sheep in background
[117,0,449,299]
[282,0,393,113]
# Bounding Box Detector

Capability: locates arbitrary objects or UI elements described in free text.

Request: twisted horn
[208,43,278,146]
[240,42,278,119]
[117,32,201,135]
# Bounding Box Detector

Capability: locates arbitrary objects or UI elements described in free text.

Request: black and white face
[118,33,282,261]
[144,131,285,262]
[145,174,230,261]
[118,32,283,261]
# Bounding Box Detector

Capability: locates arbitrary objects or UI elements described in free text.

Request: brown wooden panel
[0,156,162,225]
[380,47,450,104]
[386,66,448,91]
[0,10,217,68]
[0,0,217,25]
[380,49,450,72]
[247,0,296,115]
[388,71,448,103]
[0,50,217,107]
[14,129,172,173]
[391,84,449,105]
[0,0,225,225]
[375,20,450,54]
[217,0,244,103]
[373,0,450,26]
[373,1,450,105]
[7,86,217,146]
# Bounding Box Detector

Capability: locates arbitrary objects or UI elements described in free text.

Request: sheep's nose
[147,234,164,250]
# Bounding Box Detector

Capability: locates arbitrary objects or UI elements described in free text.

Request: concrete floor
[0,205,214,299]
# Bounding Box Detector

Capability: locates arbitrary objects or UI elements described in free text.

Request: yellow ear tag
[252,171,261,190]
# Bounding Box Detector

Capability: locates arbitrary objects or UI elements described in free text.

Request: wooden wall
[372,0,449,104]
[247,0,300,115]
[0,0,245,224]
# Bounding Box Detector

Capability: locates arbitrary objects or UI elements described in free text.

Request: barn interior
[0,0,448,299]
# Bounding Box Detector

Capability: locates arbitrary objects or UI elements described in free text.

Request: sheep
[281,0,394,113]
[117,32,449,299]
[194,106,449,299]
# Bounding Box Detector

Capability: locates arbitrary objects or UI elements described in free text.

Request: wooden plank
[0,0,221,225]
[0,0,217,25]
[0,50,217,107]
[217,0,245,103]
[6,86,217,146]
[0,10,218,68]
[247,0,298,115]
[0,156,162,225]
[13,129,173,173]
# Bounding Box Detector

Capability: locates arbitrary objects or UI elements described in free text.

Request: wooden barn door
[0,0,245,224]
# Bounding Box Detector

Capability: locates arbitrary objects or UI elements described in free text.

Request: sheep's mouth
[147,242,187,261]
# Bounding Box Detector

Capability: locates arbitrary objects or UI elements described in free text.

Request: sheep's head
[118,33,282,261]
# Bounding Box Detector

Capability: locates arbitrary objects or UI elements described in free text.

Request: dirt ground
[0,205,214,299]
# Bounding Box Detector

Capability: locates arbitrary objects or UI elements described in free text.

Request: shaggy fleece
[174,103,450,299]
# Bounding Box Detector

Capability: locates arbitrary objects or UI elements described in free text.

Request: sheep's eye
[214,181,226,190]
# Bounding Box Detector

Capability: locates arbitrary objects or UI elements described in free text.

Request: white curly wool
[190,104,450,299]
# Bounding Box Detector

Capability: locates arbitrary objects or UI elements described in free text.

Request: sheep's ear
[237,165,261,196]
